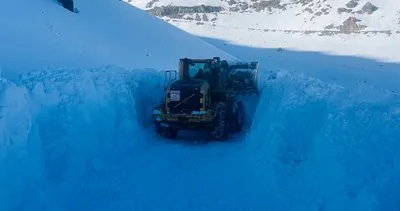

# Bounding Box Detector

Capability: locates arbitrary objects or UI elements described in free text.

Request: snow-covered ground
[178,23,400,63]
[1,0,400,211]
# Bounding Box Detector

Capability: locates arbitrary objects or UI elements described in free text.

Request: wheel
[210,102,228,140]
[234,101,244,132]
[165,128,178,139]
[155,125,178,139]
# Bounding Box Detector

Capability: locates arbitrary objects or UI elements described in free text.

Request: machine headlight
[153,108,164,121]
[191,111,207,115]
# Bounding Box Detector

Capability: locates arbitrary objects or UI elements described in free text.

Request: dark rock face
[228,0,237,6]
[339,17,367,33]
[168,14,185,19]
[398,11,400,24]
[361,2,379,15]
[57,0,74,12]
[298,0,313,6]
[219,0,249,12]
[140,0,383,35]
[148,5,224,17]
[195,14,201,21]
[239,2,249,10]
[146,0,159,8]
[324,24,335,29]
[202,14,209,21]
[304,8,313,14]
[338,7,352,14]
[345,0,359,8]
[230,6,240,12]
[321,8,330,15]
[252,0,284,12]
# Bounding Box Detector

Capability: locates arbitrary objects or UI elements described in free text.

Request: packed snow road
[1,66,399,211]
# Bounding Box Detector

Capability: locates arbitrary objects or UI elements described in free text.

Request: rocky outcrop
[338,7,352,14]
[398,11,400,24]
[239,2,249,10]
[146,0,159,8]
[136,0,387,35]
[229,2,249,12]
[339,17,367,33]
[360,2,378,15]
[324,24,335,30]
[252,0,285,12]
[57,0,74,12]
[228,0,237,6]
[303,8,313,14]
[298,0,314,6]
[345,0,359,8]
[230,7,240,12]
[195,14,201,21]
[202,14,209,21]
[148,5,224,17]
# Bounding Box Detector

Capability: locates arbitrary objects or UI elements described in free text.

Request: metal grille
[168,89,202,114]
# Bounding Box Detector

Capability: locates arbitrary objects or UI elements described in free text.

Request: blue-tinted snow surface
[0,65,399,211]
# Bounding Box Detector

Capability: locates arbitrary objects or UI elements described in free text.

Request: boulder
[339,17,367,33]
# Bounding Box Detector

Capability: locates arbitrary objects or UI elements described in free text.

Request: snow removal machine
[152,57,259,140]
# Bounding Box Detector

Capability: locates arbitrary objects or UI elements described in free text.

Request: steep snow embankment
[246,69,400,210]
[1,65,399,210]
[0,67,164,210]
[0,0,232,73]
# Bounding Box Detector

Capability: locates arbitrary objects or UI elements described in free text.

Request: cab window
[189,62,210,79]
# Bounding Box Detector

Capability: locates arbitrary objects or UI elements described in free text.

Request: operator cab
[165,58,218,114]
[187,61,211,80]
[179,58,219,83]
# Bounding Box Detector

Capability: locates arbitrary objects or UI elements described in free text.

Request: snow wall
[1,67,400,210]
[247,70,400,211]
[0,67,165,210]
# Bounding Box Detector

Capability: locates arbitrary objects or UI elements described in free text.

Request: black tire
[234,101,244,132]
[156,126,178,139]
[166,128,178,139]
[155,125,163,136]
[210,102,228,140]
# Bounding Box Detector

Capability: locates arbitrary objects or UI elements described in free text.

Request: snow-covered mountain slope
[129,0,400,31]
[127,0,400,62]
[0,0,232,73]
